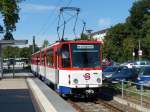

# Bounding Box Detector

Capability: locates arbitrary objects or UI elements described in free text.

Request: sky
[12,0,135,47]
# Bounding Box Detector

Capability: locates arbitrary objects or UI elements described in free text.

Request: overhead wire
[36,0,62,37]
[66,0,72,7]
[57,13,77,40]
[63,11,87,35]
[56,0,75,40]
[41,0,73,40]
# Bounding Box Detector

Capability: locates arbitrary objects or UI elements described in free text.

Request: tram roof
[32,40,102,56]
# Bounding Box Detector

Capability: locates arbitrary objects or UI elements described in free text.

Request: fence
[112,80,150,110]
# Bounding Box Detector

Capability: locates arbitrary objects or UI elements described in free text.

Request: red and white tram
[31,40,102,96]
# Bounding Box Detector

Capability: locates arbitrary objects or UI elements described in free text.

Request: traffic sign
[138,50,142,56]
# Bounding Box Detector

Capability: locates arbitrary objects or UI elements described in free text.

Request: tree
[126,0,150,38]
[80,33,90,40]
[3,46,20,58]
[42,40,49,48]
[122,37,136,61]
[4,31,14,40]
[20,47,31,58]
[3,45,39,59]
[104,23,132,62]
[104,0,150,62]
[75,33,90,40]
[0,0,23,39]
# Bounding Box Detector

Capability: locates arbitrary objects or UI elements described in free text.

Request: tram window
[37,57,40,65]
[61,44,70,68]
[46,49,53,66]
[42,52,45,65]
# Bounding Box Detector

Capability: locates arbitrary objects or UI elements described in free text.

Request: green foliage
[42,40,49,48]
[3,46,20,58]
[0,0,23,39]
[104,0,150,62]
[75,33,90,40]
[4,31,14,40]
[3,45,39,59]
[80,33,90,40]
[20,47,31,58]
[122,37,136,61]
[127,0,150,30]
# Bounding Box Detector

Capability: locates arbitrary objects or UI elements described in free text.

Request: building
[90,28,108,42]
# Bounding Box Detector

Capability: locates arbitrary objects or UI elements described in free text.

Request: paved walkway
[0,78,36,112]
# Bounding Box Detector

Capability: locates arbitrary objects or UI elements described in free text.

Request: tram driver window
[61,44,70,68]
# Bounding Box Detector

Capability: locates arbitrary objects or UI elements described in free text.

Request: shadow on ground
[0,89,36,112]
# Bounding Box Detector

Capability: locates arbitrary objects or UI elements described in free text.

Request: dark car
[102,66,119,80]
[136,66,150,89]
[107,67,138,83]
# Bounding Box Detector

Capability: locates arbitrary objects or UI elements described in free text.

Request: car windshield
[115,68,132,76]
[71,44,100,68]
[103,67,117,72]
[143,67,150,76]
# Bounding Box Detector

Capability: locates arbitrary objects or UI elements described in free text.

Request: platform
[0,79,36,112]
[0,71,76,112]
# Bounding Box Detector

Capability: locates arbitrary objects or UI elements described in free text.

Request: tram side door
[56,48,61,86]
[36,57,39,76]
[56,48,61,69]
[44,54,46,80]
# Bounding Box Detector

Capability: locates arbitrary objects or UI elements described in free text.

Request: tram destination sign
[77,44,94,49]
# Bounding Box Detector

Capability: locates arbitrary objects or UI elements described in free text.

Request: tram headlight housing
[97,78,101,83]
[73,79,78,84]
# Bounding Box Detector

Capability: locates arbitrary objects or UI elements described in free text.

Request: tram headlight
[97,78,101,83]
[73,79,78,84]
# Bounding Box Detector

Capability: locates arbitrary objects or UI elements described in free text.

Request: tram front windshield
[71,44,100,68]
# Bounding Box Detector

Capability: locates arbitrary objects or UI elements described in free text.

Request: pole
[33,36,35,54]
[13,61,15,78]
[121,80,124,99]
[0,45,3,79]
[138,39,141,61]
[140,85,143,107]
[132,48,135,62]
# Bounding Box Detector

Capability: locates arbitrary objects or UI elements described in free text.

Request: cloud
[98,18,111,27]
[21,3,59,13]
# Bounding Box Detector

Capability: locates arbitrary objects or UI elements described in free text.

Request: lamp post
[132,50,135,61]
[138,39,142,61]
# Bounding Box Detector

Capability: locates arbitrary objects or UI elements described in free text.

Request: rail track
[94,100,124,112]
[67,98,133,112]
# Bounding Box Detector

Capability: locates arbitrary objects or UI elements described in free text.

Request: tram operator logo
[83,73,91,80]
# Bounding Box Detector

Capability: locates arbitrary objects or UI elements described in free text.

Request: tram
[31,40,102,97]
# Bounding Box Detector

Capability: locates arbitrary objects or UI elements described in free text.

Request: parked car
[136,66,150,89]
[102,66,120,81]
[7,58,15,66]
[120,62,134,68]
[133,61,150,68]
[107,67,138,84]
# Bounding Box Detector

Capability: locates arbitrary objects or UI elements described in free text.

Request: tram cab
[56,41,102,96]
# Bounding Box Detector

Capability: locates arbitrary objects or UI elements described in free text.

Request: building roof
[90,28,108,36]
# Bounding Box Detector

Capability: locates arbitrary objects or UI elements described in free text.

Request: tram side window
[46,49,53,66]
[42,52,45,65]
[61,44,70,68]
[37,57,40,65]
